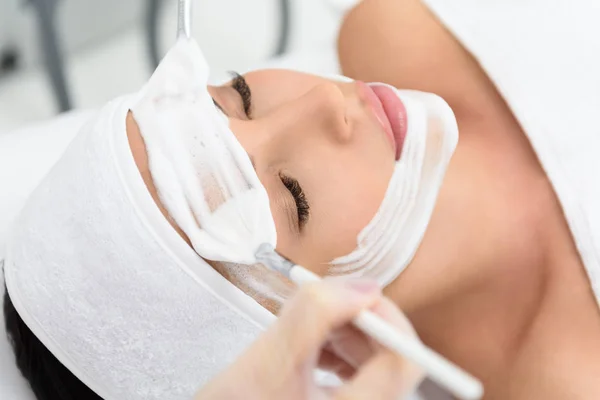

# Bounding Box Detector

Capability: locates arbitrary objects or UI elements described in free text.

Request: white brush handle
[289,265,483,400]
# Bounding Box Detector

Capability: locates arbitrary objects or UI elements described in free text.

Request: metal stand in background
[147,0,163,70]
[273,0,291,57]
[30,0,72,112]
[146,0,292,69]
[25,0,292,111]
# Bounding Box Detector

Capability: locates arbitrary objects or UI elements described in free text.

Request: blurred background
[0,0,359,134]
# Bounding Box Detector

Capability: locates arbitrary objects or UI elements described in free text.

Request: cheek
[279,141,394,272]
[302,164,392,268]
[320,182,387,254]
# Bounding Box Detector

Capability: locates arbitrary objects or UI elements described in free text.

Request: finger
[260,279,381,371]
[318,347,356,379]
[334,298,424,400]
[369,297,419,339]
[328,297,419,371]
[328,325,374,369]
[335,349,424,400]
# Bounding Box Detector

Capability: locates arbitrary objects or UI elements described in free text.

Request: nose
[235,82,359,163]
[270,82,352,144]
[307,83,352,142]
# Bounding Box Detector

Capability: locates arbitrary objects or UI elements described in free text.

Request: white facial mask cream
[131,38,277,265]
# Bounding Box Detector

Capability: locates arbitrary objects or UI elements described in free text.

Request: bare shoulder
[337,0,496,117]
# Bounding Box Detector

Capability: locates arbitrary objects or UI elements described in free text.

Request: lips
[357,81,397,158]
[369,84,408,161]
[357,81,409,161]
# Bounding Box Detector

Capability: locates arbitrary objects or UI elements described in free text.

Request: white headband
[3,70,275,400]
[4,38,456,400]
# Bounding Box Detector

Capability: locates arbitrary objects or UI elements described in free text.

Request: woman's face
[207,70,396,274]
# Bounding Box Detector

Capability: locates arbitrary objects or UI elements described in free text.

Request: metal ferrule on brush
[255,243,295,278]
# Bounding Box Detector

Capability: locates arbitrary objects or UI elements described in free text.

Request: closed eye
[280,173,310,230]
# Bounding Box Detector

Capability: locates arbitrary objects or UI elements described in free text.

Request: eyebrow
[230,72,253,117]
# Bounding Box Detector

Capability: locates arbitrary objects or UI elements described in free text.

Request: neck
[384,118,558,378]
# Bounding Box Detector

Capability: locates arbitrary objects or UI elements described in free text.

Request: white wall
[158,0,346,78]
[0,0,347,71]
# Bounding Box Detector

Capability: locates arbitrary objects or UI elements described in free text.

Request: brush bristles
[254,244,295,278]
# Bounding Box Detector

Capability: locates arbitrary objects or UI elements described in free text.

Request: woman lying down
[4,0,600,399]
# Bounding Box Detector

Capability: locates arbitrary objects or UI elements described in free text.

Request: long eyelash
[280,174,310,229]
[229,71,252,117]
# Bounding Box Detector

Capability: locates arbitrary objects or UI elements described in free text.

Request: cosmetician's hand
[195,279,424,400]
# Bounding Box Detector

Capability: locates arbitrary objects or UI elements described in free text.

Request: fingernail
[345,279,380,294]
